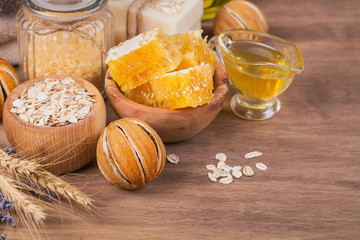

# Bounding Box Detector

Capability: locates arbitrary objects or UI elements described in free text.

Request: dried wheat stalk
[29,169,92,208]
[0,149,92,208]
[0,172,45,223]
[0,150,40,175]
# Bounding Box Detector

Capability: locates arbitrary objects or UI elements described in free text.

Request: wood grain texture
[1,0,360,239]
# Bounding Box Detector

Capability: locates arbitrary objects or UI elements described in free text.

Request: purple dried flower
[0,199,14,213]
[4,148,15,155]
[0,215,15,227]
[0,191,15,240]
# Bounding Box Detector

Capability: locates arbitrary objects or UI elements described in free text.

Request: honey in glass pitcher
[215,29,304,120]
[225,40,291,102]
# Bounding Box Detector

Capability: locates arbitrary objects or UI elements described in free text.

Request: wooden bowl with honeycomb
[3,75,106,175]
[105,61,229,143]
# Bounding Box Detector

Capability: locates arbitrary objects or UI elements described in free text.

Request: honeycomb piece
[175,52,197,71]
[149,64,214,109]
[124,82,157,107]
[106,28,181,92]
[124,82,171,109]
[171,30,217,74]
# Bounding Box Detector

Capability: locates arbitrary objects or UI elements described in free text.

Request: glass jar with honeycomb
[17,0,114,94]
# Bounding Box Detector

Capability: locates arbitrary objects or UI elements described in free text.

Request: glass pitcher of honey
[214,29,304,120]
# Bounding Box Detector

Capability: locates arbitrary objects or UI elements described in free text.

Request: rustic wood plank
[1,0,360,239]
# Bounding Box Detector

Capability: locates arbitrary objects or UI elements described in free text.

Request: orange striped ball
[213,0,269,35]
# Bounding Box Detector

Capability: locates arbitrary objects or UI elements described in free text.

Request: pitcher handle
[208,36,218,51]
[208,35,225,65]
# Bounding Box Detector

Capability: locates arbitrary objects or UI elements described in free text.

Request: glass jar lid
[20,0,108,21]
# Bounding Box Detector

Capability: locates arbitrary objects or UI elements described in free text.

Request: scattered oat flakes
[232,170,243,179]
[219,177,233,184]
[223,164,232,172]
[10,77,96,127]
[243,166,255,177]
[215,153,227,162]
[232,166,242,171]
[216,161,225,170]
[166,153,180,164]
[208,172,217,182]
[213,168,225,178]
[206,164,216,171]
[245,151,263,159]
[255,162,267,171]
[220,171,229,177]
[207,152,268,184]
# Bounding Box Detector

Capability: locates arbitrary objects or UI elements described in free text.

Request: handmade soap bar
[108,0,203,43]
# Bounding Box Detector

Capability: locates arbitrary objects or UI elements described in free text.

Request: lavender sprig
[3,149,15,155]
[0,192,15,240]
[0,214,15,228]
[0,199,14,213]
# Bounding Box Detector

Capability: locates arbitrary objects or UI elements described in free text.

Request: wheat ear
[0,172,46,223]
[0,150,41,175]
[0,149,92,208]
[29,169,92,208]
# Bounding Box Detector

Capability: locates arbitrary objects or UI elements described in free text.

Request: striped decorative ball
[213,0,269,36]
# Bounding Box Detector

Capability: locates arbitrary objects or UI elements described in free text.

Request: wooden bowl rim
[4,75,103,130]
[105,61,229,114]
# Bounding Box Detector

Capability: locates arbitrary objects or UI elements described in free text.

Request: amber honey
[214,29,303,120]
[222,41,293,102]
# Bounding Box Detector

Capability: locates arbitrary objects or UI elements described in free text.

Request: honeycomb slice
[171,30,217,74]
[124,83,172,109]
[124,82,157,107]
[106,28,181,92]
[150,64,214,109]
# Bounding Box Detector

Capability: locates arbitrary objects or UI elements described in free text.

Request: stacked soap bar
[108,0,203,44]
[106,28,216,110]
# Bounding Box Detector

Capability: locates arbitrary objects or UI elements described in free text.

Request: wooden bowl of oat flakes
[3,75,106,175]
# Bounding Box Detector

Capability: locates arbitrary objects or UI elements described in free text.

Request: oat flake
[219,177,233,184]
[223,164,232,172]
[245,151,263,159]
[166,153,180,164]
[232,166,242,171]
[213,168,225,178]
[255,162,267,171]
[206,164,216,171]
[232,170,243,178]
[208,172,217,182]
[217,161,225,169]
[215,153,227,162]
[243,166,255,177]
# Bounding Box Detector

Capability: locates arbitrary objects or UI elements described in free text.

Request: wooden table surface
[1,0,360,239]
